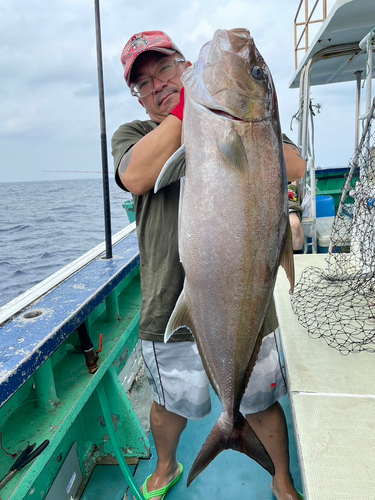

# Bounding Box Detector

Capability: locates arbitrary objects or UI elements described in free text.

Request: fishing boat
[1,1,374,499]
[274,0,375,499]
[294,0,375,254]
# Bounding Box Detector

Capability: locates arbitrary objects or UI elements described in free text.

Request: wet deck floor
[82,387,303,499]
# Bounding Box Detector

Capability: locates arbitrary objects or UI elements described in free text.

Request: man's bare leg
[141,401,187,500]
[246,402,301,500]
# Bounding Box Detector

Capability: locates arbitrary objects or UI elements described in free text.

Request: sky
[0,0,367,184]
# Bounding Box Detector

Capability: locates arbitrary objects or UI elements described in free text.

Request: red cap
[121,31,184,86]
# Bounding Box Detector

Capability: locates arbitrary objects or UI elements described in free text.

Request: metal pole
[359,32,374,120]
[364,40,373,169]
[298,67,306,203]
[305,0,309,54]
[355,71,362,149]
[301,60,312,160]
[94,0,112,259]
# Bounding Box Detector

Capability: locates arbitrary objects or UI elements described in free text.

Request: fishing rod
[94,0,112,259]
[42,170,114,174]
[92,4,146,499]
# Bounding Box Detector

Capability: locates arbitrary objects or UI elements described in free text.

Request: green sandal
[142,463,183,500]
[272,490,303,499]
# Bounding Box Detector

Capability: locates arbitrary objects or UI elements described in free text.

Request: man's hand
[119,115,183,195]
[170,88,185,121]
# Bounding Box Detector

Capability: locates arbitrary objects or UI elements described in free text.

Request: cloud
[0,0,363,182]
[186,20,214,44]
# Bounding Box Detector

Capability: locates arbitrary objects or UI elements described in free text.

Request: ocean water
[0,178,132,308]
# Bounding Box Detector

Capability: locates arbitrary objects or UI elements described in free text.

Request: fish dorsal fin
[218,128,248,178]
[280,220,295,293]
[164,288,195,342]
[155,144,186,193]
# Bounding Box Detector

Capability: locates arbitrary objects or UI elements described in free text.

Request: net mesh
[291,100,375,354]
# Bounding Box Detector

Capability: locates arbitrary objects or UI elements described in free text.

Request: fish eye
[251,66,262,79]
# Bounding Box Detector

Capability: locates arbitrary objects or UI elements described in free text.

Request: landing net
[291,99,375,354]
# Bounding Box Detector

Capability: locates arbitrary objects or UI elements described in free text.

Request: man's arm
[119,115,182,195]
[118,114,305,193]
[283,143,306,182]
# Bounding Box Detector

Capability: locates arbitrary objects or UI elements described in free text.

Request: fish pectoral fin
[280,220,295,292]
[154,144,186,193]
[164,289,195,342]
[218,128,248,178]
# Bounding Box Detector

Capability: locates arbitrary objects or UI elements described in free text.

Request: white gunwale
[0,223,136,327]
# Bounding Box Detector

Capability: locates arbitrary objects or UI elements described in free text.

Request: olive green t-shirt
[112,120,193,342]
[282,133,295,148]
[111,119,281,342]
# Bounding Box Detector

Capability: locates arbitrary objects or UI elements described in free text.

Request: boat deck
[81,385,303,499]
[275,254,375,499]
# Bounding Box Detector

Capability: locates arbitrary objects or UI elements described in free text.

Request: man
[112,31,305,500]
[288,184,305,252]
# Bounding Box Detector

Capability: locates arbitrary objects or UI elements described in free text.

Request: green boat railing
[0,231,148,500]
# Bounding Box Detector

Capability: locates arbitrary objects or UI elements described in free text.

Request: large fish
[155,28,294,485]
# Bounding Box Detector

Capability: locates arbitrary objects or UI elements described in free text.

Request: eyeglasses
[130,58,186,98]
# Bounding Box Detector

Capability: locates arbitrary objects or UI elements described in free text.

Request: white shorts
[141,331,287,420]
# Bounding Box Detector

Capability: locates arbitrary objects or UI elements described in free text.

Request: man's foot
[140,462,183,500]
[271,477,303,500]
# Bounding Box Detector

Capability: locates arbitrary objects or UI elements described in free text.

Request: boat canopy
[290,0,375,88]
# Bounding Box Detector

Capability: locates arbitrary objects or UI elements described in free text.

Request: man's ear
[186,61,192,69]
[138,98,149,116]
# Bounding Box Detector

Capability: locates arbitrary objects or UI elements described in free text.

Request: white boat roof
[290,0,375,88]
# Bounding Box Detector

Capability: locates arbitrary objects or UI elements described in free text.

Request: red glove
[170,87,185,121]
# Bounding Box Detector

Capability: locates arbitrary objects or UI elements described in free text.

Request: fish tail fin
[187,412,275,486]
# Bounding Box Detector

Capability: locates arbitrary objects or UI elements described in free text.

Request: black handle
[10,444,35,472]
[17,440,49,471]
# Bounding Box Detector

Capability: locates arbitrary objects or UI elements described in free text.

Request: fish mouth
[209,109,243,121]
[208,107,269,124]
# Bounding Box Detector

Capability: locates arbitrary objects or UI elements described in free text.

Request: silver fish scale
[180,95,287,410]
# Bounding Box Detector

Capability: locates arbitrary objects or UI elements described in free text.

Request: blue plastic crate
[316,195,335,217]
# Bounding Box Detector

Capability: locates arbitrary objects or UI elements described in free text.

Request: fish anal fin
[218,127,248,178]
[155,144,186,193]
[233,331,263,415]
[187,412,274,487]
[280,220,295,292]
[242,332,263,395]
[164,289,195,342]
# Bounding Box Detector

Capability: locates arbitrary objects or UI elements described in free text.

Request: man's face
[131,52,189,123]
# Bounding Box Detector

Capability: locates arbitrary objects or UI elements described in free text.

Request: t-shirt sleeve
[111,119,158,191]
[282,133,298,148]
